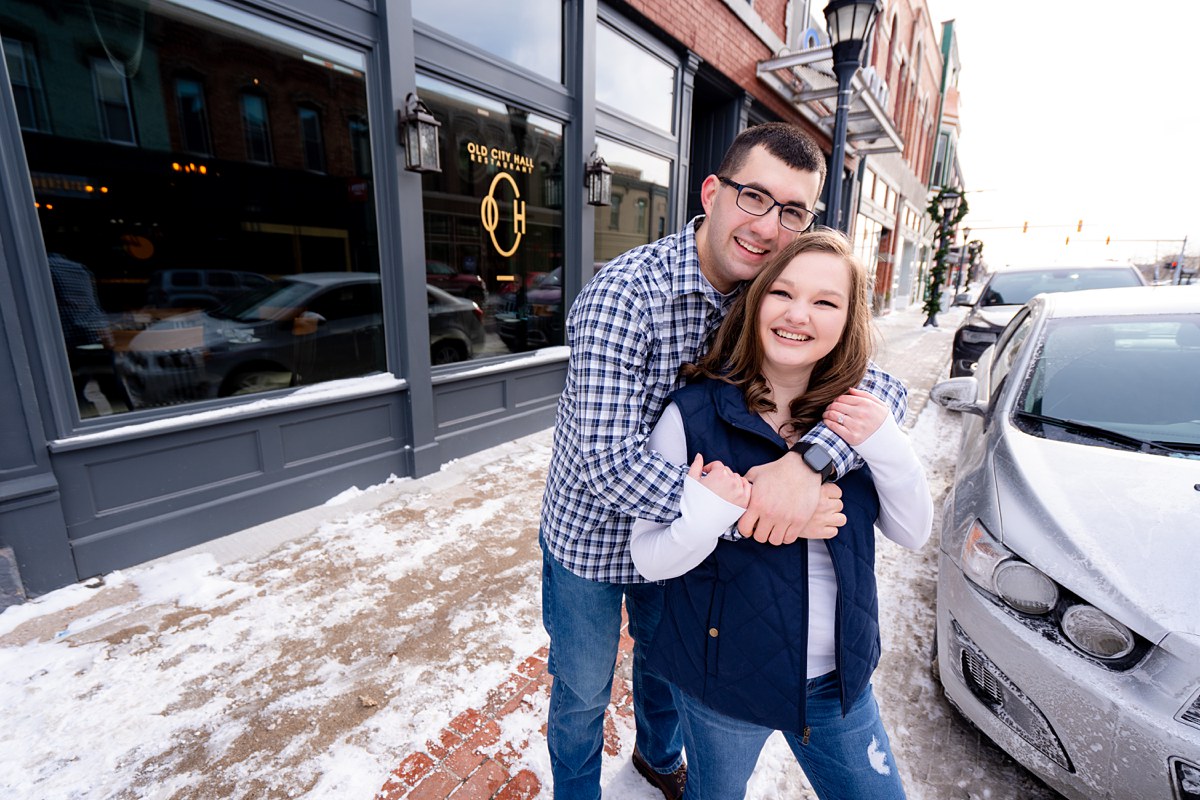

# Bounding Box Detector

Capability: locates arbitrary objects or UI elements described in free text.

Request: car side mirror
[931,377,986,417]
[292,310,324,336]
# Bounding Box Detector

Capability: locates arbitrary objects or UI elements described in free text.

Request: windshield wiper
[1013,410,1197,456]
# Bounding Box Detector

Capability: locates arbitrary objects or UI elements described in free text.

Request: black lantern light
[584,151,613,206]
[398,92,441,173]
[822,0,882,232]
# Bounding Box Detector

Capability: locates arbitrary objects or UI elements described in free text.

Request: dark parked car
[496,266,563,352]
[425,260,487,305]
[117,274,484,407]
[931,286,1200,800]
[949,264,1145,376]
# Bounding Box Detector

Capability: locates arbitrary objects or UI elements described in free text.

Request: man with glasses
[540,123,906,799]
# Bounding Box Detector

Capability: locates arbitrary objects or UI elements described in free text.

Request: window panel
[592,138,672,263]
[5,0,383,418]
[416,76,564,361]
[595,24,675,133]
[411,0,563,83]
[2,36,49,131]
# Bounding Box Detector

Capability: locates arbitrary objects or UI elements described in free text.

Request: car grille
[1180,689,1200,730]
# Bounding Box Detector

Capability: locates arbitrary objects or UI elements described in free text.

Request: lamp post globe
[822,0,882,232]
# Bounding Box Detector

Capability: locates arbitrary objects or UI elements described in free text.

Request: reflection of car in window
[116,273,487,408]
[146,269,274,310]
[425,260,487,305]
[495,266,563,352]
[118,273,386,406]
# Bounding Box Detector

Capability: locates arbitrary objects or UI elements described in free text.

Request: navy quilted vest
[647,378,882,734]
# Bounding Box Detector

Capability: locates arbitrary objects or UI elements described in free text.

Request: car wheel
[431,340,467,365]
[223,369,293,396]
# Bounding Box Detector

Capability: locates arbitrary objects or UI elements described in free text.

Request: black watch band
[789,441,836,483]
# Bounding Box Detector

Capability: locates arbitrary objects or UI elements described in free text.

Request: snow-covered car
[930,286,1200,800]
[949,264,1146,376]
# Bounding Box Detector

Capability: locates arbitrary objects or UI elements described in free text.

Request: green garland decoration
[923,187,970,320]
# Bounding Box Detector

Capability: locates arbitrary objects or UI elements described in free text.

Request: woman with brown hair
[630,229,932,799]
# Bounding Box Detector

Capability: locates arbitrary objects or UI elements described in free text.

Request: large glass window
[416,76,564,359]
[595,24,676,133]
[411,0,563,83]
[298,106,325,172]
[592,138,672,264]
[3,0,383,418]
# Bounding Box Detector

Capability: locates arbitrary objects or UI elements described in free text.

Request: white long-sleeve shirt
[630,402,933,678]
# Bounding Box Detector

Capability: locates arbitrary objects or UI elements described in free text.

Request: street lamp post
[923,188,962,327]
[955,226,971,294]
[823,0,882,233]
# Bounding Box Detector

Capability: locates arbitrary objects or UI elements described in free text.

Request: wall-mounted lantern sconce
[584,151,613,206]
[398,92,442,173]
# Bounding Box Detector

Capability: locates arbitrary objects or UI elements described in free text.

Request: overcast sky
[921,1,1199,268]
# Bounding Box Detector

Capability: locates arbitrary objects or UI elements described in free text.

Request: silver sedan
[931,285,1200,800]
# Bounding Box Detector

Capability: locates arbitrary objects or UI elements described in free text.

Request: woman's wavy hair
[683,228,874,436]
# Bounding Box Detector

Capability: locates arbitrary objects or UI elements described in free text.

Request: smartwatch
[789,442,835,483]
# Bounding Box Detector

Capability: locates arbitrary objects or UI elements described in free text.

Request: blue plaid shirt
[541,218,907,583]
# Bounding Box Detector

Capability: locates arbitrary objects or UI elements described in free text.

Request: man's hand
[739,452,844,545]
[687,454,752,508]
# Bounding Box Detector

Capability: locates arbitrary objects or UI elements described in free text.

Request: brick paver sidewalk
[376,623,635,799]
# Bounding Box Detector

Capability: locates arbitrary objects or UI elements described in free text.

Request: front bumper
[936,552,1200,800]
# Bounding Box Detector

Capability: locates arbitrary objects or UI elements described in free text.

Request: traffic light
[1022,221,1028,233]
[1077,219,1083,232]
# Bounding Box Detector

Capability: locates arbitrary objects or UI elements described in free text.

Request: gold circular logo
[480,171,526,258]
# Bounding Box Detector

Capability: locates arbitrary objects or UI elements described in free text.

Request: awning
[757,46,903,157]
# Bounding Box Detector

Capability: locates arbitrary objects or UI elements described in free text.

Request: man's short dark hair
[716,122,827,194]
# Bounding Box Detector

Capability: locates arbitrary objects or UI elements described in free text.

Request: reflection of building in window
[609,194,622,230]
[2,37,49,132]
[91,57,136,144]
[636,197,647,232]
[349,115,371,176]
[175,77,212,155]
[241,92,273,163]
[298,106,326,172]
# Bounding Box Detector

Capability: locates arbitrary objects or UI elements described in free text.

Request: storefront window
[2,0,384,418]
[411,0,563,84]
[416,76,564,359]
[592,138,672,264]
[595,24,676,133]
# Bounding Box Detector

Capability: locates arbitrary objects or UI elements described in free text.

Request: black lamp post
[823,0,882,232]
[955,226,971,293]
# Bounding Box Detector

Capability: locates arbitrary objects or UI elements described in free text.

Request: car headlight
[1061,605,1135,659]
[960,521,1057,616]
[960,327,999,345]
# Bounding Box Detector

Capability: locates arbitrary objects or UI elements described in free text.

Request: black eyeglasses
[718,177,817,233]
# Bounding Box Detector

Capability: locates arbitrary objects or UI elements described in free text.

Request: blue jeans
[673,673,907,800]
[541,544,683,800]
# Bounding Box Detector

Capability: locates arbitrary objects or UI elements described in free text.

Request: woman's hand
[823,387,889,446]
[688,454,752,509]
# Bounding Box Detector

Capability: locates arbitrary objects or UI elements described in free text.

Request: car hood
[993,424,1200,642]
[968,305,1021,329]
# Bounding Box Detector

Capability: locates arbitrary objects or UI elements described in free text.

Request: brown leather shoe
[632,746,687,800]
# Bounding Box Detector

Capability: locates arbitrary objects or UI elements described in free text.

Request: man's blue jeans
[673,673,907,800]
[541,545,683,799]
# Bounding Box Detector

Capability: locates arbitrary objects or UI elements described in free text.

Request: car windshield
[979,268,1141,307]
[1017,315,1200,450]
[211,280,313,322]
